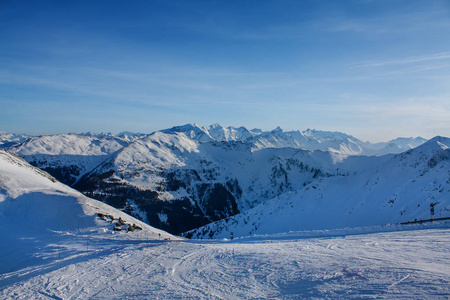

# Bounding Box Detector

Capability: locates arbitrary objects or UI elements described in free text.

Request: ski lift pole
[430,203,436,221]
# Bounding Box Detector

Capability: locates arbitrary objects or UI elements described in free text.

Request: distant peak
[165,124,197,131]
[81,131,113,137]
[249,129,263,137]
[302,128,316,136]
[428,135,446,142]
[427,136,450,148]
[208,123,224,129]
[272,126,283,133]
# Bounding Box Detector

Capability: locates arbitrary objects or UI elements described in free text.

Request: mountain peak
[81,131,113,137]
[208,123,223,129]
[272,126,283,133]
[425,136,450,150]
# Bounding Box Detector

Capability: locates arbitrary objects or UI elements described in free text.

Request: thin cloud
[327,7,450,35]
[352,52,450,68]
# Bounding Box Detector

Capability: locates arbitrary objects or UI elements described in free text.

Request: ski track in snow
[1,228,449,299]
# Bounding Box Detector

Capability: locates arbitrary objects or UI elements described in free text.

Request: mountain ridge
[2,124,427,156]
[188,137,450,238]
[0,125,441,235]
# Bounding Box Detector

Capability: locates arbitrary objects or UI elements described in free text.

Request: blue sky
[1,0,449,142]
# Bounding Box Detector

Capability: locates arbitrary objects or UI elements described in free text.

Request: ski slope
[0,227,449,299]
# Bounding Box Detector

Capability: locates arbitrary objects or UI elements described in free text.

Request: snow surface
[1,224,449,299]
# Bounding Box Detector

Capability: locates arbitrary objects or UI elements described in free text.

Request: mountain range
[1,124,445,236]
[188,136,450,238]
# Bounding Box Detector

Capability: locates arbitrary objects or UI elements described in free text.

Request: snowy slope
[0,149,180,274]
[188,137,450,239]
[1,225,449,299]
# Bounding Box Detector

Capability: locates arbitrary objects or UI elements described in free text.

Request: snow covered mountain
[161,123,255,142]
[364,137,428,156]
[8,133,129,185]
[0,131,30,148]
[0,149,178,270]
[1,124,426,157]
[250,127,365,155]
[0,148,177,237]
[188,137,450,239]
[1,125,434,235]
[162,124,426,156]
[73,129,399,234]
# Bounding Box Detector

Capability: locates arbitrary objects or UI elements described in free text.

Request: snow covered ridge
[188,137,450,239]
[10,133,128,156]
[1,123,427,156]
[0,149,180,242]
[4,133,130,186]
[161,124,427,155]
[0,125,440,236]
[0,131,30,148]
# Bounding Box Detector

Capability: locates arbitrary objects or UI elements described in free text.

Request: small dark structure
[430,203,436,220]
[97,213,107,221]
